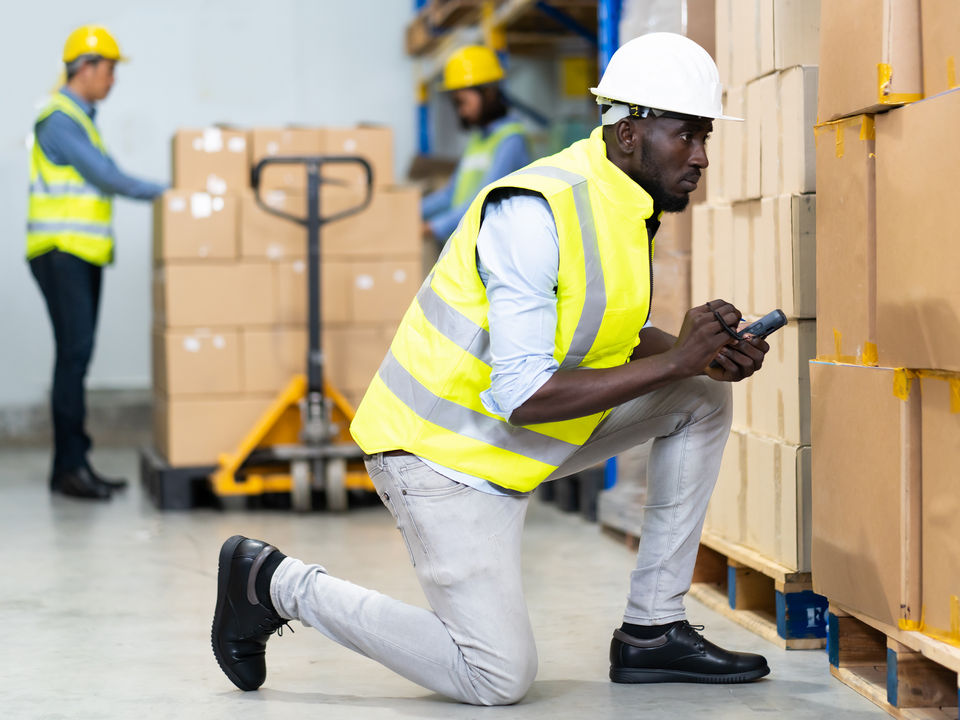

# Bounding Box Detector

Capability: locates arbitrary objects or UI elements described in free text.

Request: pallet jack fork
[210,155,374,512]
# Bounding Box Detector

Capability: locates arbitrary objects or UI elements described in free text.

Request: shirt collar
[59,86,96,120]
[585,126,655,222]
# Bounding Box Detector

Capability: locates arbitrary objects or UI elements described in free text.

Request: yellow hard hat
[63,25,127,63]
[443,45,504,91]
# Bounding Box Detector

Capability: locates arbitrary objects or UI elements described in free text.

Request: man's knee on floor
[472,650,538,706]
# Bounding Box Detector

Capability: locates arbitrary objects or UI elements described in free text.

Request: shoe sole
[211,534,257,691]
[610,665,770,684]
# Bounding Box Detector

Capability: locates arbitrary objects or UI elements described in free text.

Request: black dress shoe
[85,463,128,490]
[50,467,112,500]
[212,535,289,691]
[609,621,770,684]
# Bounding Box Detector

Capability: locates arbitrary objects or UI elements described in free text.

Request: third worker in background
[28,25,166,501]
[421,45,530,244]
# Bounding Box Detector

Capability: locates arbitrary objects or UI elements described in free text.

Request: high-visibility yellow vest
[351,126,657,492]
[451,120,527,207]
[27,92,114,266]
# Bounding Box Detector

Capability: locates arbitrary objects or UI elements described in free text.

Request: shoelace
[679,621,706,651]
[257,616,294,637]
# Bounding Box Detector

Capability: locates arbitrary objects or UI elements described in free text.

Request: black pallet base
[140,446,218,510]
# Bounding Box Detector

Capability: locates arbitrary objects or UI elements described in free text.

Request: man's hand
[704,334,770,382]
[666,300,743,377]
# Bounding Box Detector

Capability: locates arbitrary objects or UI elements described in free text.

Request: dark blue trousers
[29,250,102,474]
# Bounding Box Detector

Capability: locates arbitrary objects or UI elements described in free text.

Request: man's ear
[615,118,641,154]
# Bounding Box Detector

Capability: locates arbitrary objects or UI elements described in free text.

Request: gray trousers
[271,375,732,705]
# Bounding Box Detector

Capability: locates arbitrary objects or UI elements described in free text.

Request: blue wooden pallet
[828,607,959,720]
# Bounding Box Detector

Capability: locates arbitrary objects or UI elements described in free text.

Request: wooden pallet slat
[828,605,960,720]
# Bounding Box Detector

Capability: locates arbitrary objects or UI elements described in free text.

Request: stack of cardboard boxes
[812,0,960,664]
[152,125,422,467]
[691,0,820,572]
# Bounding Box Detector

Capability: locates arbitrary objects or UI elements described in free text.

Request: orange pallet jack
[141,155,375,511]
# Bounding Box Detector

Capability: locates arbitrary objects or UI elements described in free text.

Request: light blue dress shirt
[35,88,167,200]
[422,115,530,240]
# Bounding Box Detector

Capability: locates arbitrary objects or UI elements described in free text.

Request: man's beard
[637,136,691,213]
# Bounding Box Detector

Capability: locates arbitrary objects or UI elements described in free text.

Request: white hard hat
[591,32,742,122]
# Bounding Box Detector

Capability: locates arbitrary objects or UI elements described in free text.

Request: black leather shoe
[610,621,770,684]
[50,467,112,500]
[212,535,289,691]
[85,463,128,490]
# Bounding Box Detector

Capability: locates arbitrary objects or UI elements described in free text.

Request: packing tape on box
[815,329,876,365]
[892,369,960,411]
[812,116,874,159]
[948,57,958,90]
[877,63,924,105]
[898,599,960,647]
[892,368,918,400]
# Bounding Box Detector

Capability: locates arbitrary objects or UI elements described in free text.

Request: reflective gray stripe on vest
[417,282,491,362]
[513,165,606,369]
[29,181,108,198]
[378,349,578,467]
[26,221,111,237]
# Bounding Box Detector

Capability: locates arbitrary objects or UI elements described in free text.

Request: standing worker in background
[421,45,530,244]
[28,25,166,501]
[212,34,772,705]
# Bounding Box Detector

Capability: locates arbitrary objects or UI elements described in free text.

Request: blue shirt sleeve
[421,175,455,220]
[35,111,167,200]
[476,191,560,420]
[427,132,532,242]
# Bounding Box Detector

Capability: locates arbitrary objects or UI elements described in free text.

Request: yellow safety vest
[27,92,114,266]
[451,120,527,207]
[351,127,657,492]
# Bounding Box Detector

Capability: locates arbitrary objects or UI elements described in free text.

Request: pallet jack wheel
[291,459,312,512]
[325,457,348,512]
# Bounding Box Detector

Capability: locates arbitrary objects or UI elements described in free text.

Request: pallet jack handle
[250,156,374,434]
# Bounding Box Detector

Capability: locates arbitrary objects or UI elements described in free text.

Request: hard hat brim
[589,87,743,122]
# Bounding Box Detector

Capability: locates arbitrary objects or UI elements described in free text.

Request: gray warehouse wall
[0,1,415,432]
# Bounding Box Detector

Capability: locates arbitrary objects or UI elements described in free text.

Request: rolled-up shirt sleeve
[476,191,560,420]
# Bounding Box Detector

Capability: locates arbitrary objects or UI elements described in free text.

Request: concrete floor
[2,447,886,720]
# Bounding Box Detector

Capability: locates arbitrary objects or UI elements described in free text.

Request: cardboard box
[815,116,877,364]
[153,262,273,328]
[322,126,394,189]
[704,429,745,543]
[325,186,421,258]
[239,189,308,260]
[324,324,394,395]
[732,376,752,432]
[919,373,960,634]
[152,328,242,396]
[242,328,307,394]
[731,201,760,316]
[656,203,695,255]
[717,0,820,87]
[270,257,421,326]
[647,250,690,335]
[691,203,714,304]
[721,86,747,202]
[153,191,238,262]
[810,362,921,626]
[711,203,736,302]
[921,0,960,97]
[154,393,274,467]
[818,0,923,121]
[172,128,249,195]
[249,128,324,191]
[744,434,812,571]
[753,194,816,320]
[745,67,818,199]
[876,89,960,370]
[750,319,815,444]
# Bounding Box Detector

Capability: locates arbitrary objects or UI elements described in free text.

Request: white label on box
[355,274,375,291]
[201,128,224,153]
[168,196,187,213]
[198,245,209,258]
[190,192,212,218]
[266,141,279,155]
[265,190,287,208]
[266,245,284,260]
[293,260,306,274]
[182,337,201,353]
[206,174,227,195]
[227,136,246,153]
[343,138,357,152]
[212,335,226,349]
[212,196,225,212]
[192,137,203,151]
[392,269,407,283]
